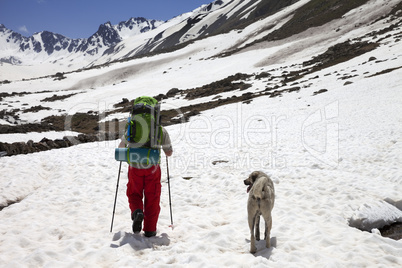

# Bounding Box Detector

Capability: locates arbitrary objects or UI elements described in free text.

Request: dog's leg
[255,215,260,241]
[249,214,257,253]
[263,213,272,248]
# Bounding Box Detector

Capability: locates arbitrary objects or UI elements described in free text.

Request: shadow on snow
[110,231,170,250]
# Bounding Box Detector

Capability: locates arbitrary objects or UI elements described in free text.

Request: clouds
[18,25,29,34]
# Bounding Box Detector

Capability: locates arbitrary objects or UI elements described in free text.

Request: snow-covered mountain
[0,17,163,66]
[107,0,301,57]
[0,0,304,70]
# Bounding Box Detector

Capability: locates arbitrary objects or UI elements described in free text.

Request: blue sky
[0,0,213,38]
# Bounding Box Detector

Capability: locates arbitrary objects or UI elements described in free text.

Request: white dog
[244,171,275,253]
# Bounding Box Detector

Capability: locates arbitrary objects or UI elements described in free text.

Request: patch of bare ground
[0,198,23,211]
[302,41,379,72]
[22,105,52,113]
[366,66,402,78]
[0,90,53,101]
[42,112,100,134]
[41,93,77,102]
[219,0,371,57]
[265,0,371,41]
[380,222,402,240]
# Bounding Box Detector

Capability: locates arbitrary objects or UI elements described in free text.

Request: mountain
[0,0,304,68]
[0,0,401,80]
[95,0,303,62]
[0,17,163,65]
[120,0,301,56]
[97,0,390,65]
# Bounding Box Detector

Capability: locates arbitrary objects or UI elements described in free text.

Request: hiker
[118,96,173,237]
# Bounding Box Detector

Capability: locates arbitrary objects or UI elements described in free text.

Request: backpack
[125,96,162,149]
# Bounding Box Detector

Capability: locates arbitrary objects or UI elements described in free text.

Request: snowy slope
[0,0,402,266]
[1,0,400,123]
[0,60,401,267]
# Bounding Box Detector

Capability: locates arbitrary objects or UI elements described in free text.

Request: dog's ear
[250,171,259,182]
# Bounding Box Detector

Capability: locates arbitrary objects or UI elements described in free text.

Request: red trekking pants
[127,165,161,232]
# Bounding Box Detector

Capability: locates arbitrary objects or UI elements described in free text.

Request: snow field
[1,65,402,266]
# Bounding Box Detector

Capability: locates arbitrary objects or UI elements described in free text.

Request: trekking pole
[110,161,122,233]
[166,155,174,229]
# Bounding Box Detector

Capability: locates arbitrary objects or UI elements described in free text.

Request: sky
[0,0,213,39]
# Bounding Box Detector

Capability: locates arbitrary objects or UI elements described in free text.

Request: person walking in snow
[118,96,173,237]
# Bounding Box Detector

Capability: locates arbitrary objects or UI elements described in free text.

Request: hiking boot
[144,231,157,237]
[131,209,144,234]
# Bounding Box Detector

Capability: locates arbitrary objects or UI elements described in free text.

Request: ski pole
[110,161,122,233]
[166,155,174,228]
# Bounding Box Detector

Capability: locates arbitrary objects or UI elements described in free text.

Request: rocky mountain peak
[0,17,164,64]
